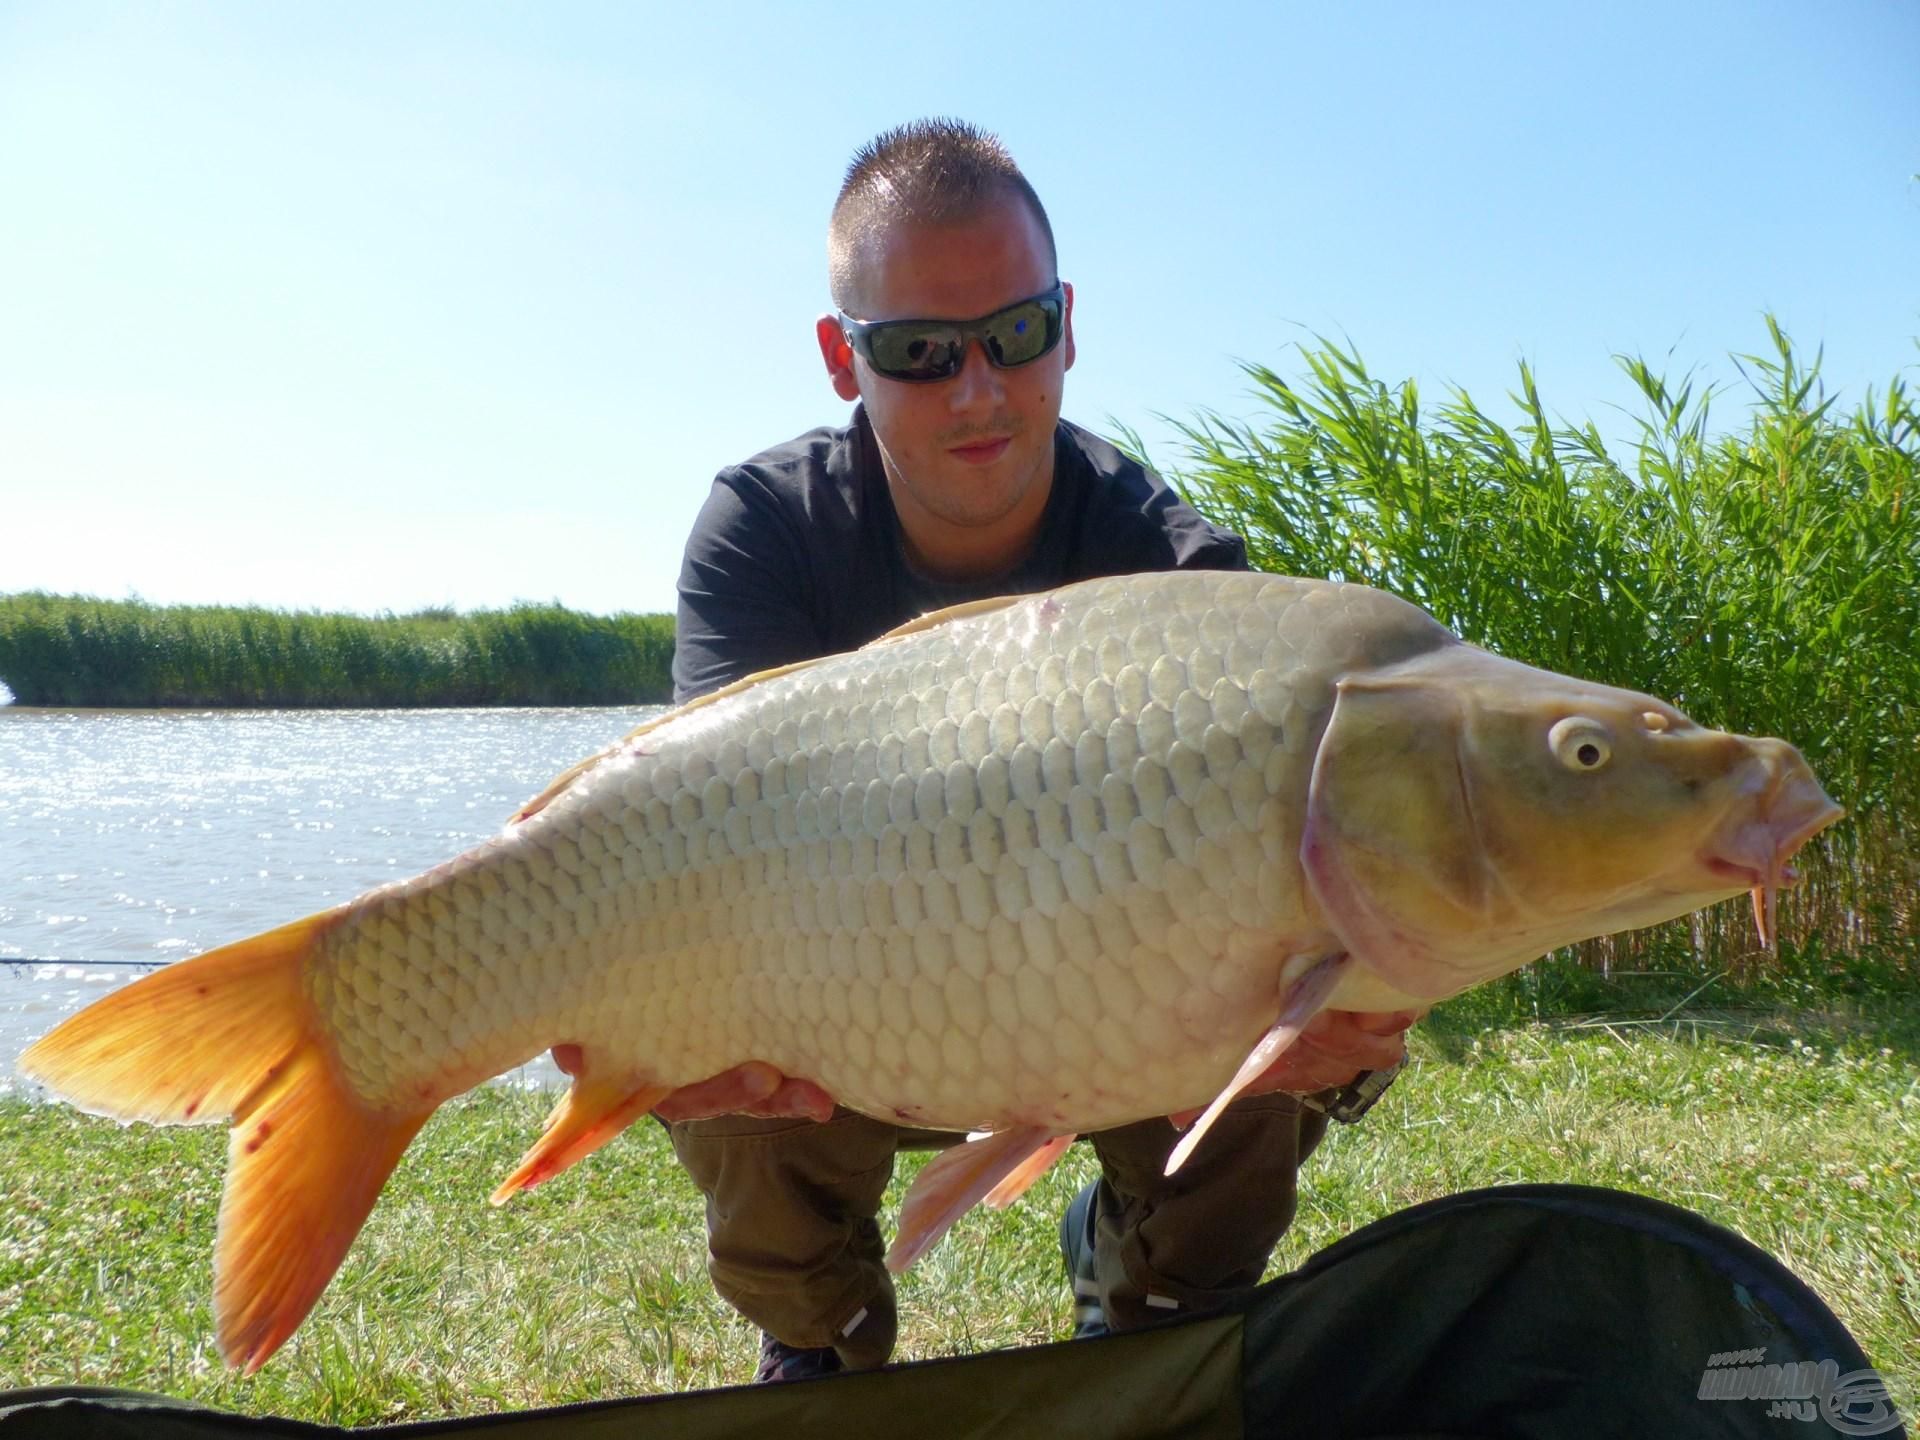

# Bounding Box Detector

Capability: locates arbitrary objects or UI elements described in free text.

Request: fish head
[1300,641,1843,1003]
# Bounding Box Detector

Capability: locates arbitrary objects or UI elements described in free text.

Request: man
[665,119,1412,1384]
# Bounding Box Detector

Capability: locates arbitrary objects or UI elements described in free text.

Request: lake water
[0,704,663,1094]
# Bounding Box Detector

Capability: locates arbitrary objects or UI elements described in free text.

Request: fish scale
[303,572,1383,1131]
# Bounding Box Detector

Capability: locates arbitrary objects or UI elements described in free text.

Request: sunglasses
[840,283,1067,383]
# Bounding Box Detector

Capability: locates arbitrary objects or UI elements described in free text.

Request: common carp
[20,571,1841,1370]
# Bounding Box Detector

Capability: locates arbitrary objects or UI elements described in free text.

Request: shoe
[754,1330,844,1384]
[1058,1179,1110,1338]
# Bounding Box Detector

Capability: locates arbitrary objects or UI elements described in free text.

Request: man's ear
[1061,281,1076,373]
[816,314,861,402]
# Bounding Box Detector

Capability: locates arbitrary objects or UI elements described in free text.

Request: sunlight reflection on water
[0,705,662,1095]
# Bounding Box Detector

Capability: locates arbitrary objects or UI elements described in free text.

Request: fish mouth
[1701,856,1803,887]
[1698,766,1844,949]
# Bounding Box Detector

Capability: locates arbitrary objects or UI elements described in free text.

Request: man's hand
[546,1046,839,1124]
[653,1062,838,1123]
[1168,1009,1420,1129]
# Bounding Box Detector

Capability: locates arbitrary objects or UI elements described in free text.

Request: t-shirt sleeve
[1164,503,1249,573]
[1054,423,1251,579]
[1121,474,1251,575]
[672,472,824,703]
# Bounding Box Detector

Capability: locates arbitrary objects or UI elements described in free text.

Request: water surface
[0,705,662,1093]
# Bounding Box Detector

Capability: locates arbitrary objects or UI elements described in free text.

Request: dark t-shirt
[673,406,1247,702]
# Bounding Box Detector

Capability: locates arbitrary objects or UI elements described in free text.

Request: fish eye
[1548,717,1613,772]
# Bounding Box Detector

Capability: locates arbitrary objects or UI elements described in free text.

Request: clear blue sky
[2,1,1915,618]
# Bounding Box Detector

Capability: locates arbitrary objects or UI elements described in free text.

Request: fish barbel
[19,571,1842,1370]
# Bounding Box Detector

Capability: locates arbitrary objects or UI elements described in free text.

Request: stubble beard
[890,412,1049,524]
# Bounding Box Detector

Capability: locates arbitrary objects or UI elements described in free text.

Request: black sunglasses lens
[867,325,963,381]
[982,297,1059,367]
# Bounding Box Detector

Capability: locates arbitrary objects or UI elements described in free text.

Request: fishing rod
[0,956,168,969]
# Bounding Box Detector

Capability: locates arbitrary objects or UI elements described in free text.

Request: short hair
[828,118,1057,314]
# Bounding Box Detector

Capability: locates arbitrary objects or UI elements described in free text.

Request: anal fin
[1165,952,1352,1177]
[887,1125,1069,1274]
[983,1133,1075,1209]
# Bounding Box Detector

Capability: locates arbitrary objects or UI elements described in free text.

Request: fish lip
[1698,794,1844,888]
[1767,790,1847,855]
[1701,855,1800,889]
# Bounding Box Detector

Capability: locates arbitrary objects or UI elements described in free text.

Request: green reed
[1145,317,1918,974]
[0,597,675,708]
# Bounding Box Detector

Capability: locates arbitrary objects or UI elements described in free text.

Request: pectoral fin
[887,1125,1073,1274]
[1164,953,1353,1176]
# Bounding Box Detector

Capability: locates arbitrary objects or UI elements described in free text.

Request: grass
[0,597,675,708]
[2,961,1913,1425]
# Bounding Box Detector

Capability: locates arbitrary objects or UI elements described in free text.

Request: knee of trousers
[666,1110,903,1359]
[1089,1093,1330,1325]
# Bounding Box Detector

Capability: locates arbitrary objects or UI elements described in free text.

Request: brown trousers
[667,1095,1328,1368]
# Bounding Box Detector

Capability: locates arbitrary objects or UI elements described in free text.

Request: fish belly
[306,572,1450,1134]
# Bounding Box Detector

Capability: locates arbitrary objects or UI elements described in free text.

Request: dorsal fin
[508,656,824,824]
[867,591,1027,643]
[511,591,1029,826]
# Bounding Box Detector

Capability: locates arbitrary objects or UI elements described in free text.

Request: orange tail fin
[18,914,434,1373]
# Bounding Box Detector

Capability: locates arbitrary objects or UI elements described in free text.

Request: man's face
[819,198,1075,576]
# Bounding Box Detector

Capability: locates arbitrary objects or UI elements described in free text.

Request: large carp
[21,571,1841,1370]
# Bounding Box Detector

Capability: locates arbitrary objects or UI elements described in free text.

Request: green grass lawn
[2,966,1914,1426]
